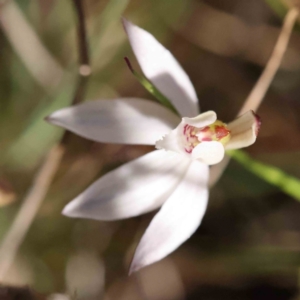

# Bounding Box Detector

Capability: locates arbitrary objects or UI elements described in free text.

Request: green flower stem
[227,149,300,201]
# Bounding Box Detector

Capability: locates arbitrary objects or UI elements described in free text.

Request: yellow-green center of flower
[183,120,231,154]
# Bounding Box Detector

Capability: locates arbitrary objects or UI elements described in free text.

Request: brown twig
[0,145,64,280]
[73,0,89,67]
[238,7,299,115]
[70,0,91,105]
[0,0,91,279]
[61,0,91,146]
[209,7,299,187]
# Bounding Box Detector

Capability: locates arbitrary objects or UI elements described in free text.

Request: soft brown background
[0,0,300,299]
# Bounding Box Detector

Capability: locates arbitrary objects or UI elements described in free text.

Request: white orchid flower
[47,19,261,274]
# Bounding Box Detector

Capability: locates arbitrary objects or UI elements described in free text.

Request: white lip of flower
[46,18,261,274]
[155,110,261,165]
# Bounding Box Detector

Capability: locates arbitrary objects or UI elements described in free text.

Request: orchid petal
[182,111,217,127]
[47,98,180,145]
[63,150,191,221]
[129,160,209,273]
[155,111,217,155]
[155,127,181,154]
[123,18,199,117]
[192,141,225,165]
[225,111,261,150]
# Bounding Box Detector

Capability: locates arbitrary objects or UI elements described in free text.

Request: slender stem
[70,0,91,106]
[0,146,64,280]
[61,0,91,145]
[209,7,299,188]
[238,7,299,115]
[73,0,89,68]
[0,0,91,279]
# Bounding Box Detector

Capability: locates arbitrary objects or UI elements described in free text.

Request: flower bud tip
[252,111,261,136]
[124,57,134,74]
[44,115,51,123]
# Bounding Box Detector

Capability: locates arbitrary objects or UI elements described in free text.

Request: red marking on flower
[202,137,212,142]
[252,111,262,136]
[215,126,230,140]
[185,148,192,153]
[183,124,188,135]
[201,126,210,133]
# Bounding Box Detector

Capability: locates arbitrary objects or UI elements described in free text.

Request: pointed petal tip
[127,160,209,274]
[129,257,150,275]
[225,110,261,150]
[44,111,60,125]
[62,201,78,218]
[128,264,139,276]
[121,16,129,24]
[61,206,71,217]
[121,17,132,34]
[44,115,51,123]
[44,112,59,124]
[43,99,179,145]
[121,16,127,29]
[122,18,199,117]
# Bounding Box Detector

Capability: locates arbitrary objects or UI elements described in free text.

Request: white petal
[63,150,191,221]
[155,127,181,154]
[47,98,180,145]
[155,111,218,155]
[123,18,199,117]
[225,110,261,150]
[192,141,225,165]
[182,111,216,127]
[129,160,209,273]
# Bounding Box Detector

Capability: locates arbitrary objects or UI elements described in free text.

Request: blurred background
[0,0,300,299]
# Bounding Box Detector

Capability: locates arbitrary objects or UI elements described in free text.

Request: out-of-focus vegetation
[1,0,300,299]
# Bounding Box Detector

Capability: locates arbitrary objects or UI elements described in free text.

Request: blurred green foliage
[228,150,300,201]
